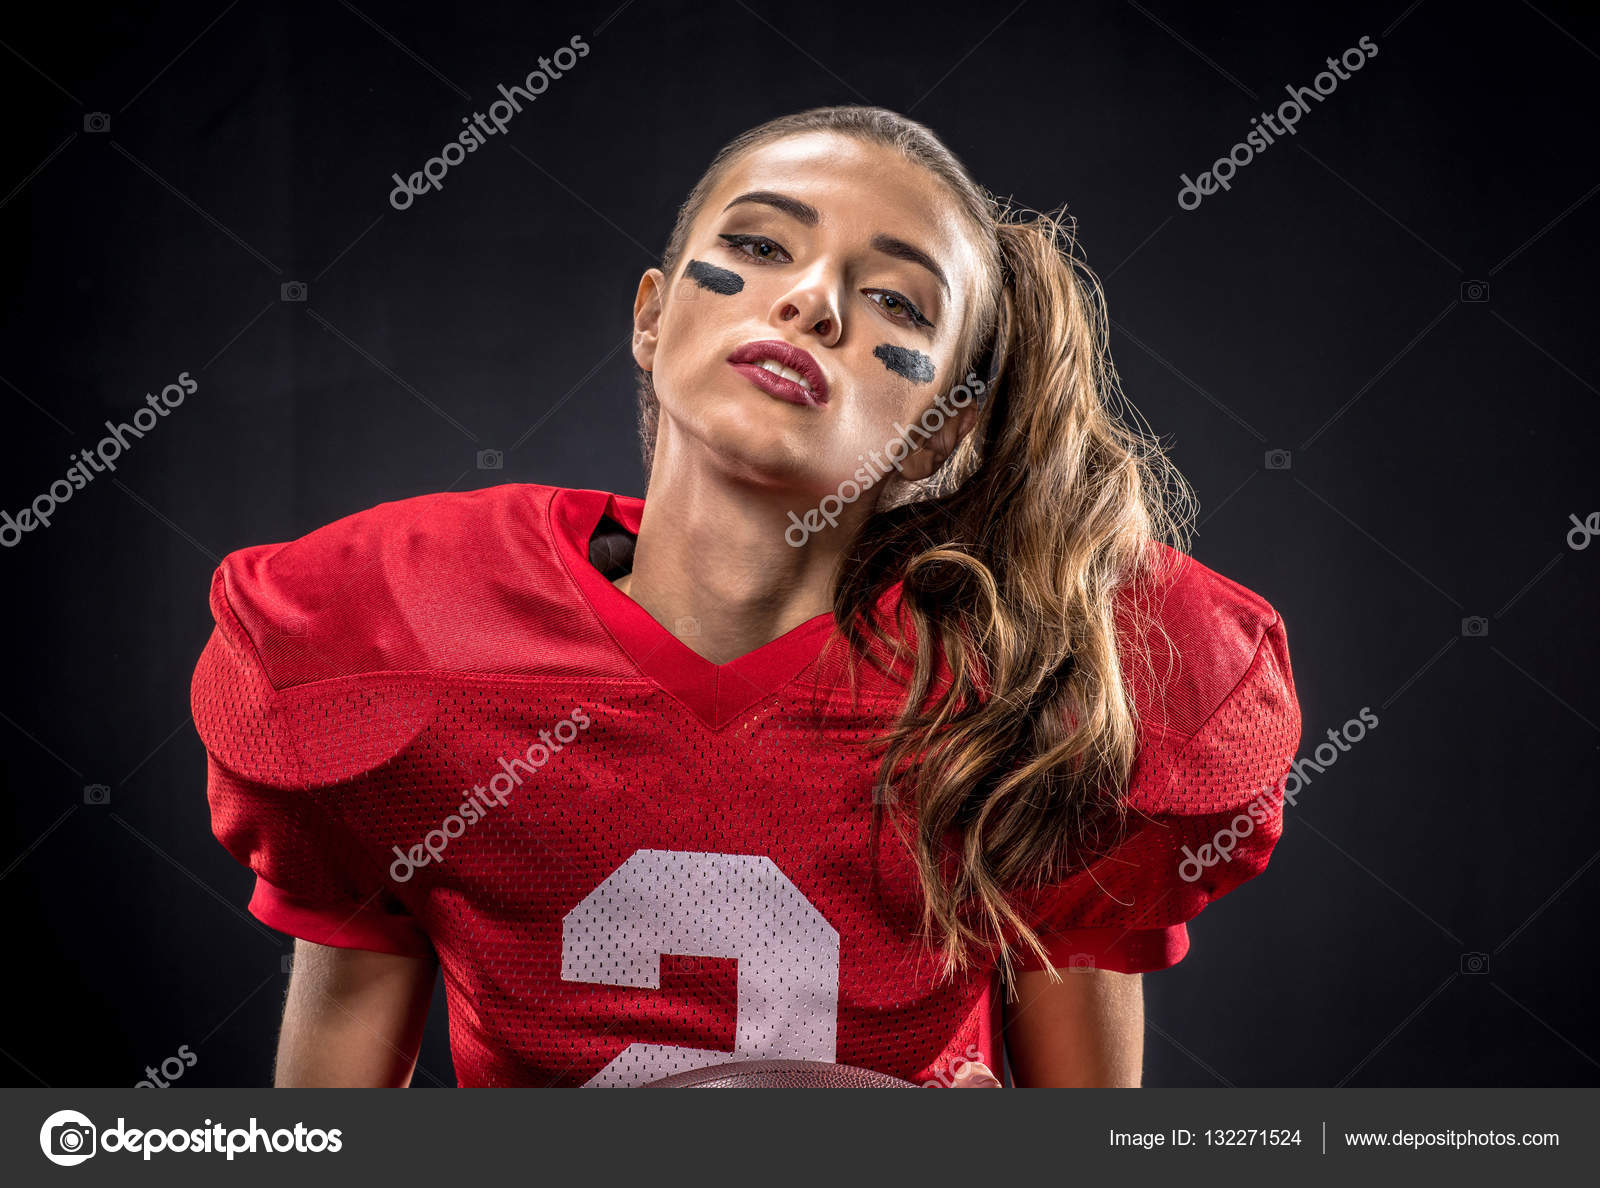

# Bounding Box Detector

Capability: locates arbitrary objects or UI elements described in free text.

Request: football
[643,1059,919,1088]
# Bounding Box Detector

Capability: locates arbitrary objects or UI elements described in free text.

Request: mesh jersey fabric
[190,482,1302,1086]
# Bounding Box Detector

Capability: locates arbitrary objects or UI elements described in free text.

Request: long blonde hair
[635,106,1196,982]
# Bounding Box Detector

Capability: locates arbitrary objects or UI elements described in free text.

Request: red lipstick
[726,340,829,407]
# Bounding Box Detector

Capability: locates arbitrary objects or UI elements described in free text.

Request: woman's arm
[274,939,438,1087]
[1003,967,1145,1087]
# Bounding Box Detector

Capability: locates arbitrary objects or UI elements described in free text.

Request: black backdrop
[3,0,1596,1088]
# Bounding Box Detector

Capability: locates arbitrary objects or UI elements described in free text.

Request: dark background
[3,0,1596,1088]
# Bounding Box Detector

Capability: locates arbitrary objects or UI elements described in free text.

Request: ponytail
[835,203,1195,982]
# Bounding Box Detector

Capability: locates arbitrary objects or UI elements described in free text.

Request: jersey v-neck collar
[549,485,839,731]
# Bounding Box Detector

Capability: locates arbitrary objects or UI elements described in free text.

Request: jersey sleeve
[191,560,434,959]
[1013,608,1301,975]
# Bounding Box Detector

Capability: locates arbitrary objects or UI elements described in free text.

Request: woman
[193,105,1301,1088]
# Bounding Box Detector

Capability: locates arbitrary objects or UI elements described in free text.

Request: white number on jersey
[561,849,840,1088]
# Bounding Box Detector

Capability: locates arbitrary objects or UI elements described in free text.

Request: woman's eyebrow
[869,232,948,297]
[722,190,820,226]
[721,191,949,297]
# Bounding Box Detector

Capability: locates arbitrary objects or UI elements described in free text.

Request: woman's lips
[728,361,827,408]
[726,339,829,404]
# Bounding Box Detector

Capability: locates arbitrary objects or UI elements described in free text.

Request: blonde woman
[193,105,1301,1088]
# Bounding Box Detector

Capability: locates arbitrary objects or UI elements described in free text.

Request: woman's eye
[717,234,932,329]
[719,233,790,263]
[869,290,932,328]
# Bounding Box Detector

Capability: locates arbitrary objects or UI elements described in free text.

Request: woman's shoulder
[205,482,575,688]
[1120,538,1286,678]
[1116,539,1301,816]
[226,481,563,568]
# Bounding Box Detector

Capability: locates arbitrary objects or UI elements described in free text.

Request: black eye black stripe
[685,259,744,295]
[874,344,935,385]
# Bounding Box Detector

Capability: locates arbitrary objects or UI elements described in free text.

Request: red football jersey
[191,483,1301,1087]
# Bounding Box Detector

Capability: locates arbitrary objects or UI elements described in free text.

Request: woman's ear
[632,268,666,370]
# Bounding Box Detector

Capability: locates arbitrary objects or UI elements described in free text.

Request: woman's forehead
[703,132,981,275]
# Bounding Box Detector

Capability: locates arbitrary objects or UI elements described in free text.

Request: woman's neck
[618,443,862,664]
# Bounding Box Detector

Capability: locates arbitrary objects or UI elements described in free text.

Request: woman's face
[633,131,986,501]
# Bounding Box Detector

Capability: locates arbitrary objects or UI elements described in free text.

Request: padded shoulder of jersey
[1115,541,1301,817]
[212,483,626,691]
[190,483,618,789]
